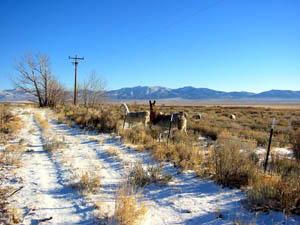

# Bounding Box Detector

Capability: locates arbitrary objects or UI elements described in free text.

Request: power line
[141,0,226,40]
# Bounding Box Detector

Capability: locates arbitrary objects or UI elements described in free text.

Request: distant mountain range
[0,89,35,102]
[1,86,300,103]
[106,86,300,102]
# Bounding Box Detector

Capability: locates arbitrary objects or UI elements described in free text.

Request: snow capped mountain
[1,87,300,102]
[107,86,176,99]
[106,86,300,101]
[253,90,300,99]
[0,89,36,102]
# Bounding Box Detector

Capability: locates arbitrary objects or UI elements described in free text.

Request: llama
[192,113,201,119]
[230,114,236,120]
[149,100,187,140]
[120,103,150,129]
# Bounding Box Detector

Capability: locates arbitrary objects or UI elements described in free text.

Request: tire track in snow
[47,113,125,216]
[16,110,94,225]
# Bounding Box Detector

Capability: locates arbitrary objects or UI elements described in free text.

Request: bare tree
[79,70,107,108]
[47,79,69,107]
[13,52,66,107]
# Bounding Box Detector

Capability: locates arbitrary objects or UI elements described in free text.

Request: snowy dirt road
[7,108,300,225]
[14,110,94,225]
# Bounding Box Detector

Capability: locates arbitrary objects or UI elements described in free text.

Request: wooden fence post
[264,117,276,172]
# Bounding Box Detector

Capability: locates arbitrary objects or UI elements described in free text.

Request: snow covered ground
[3,107,300,224]
[255,146,294,159]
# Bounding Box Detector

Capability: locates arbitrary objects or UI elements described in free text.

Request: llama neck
[121,103,130,114]
[150,107,157,122]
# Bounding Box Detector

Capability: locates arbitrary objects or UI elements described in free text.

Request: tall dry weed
[290,129,300,161]
[128,162,172,187]
[43,138,67,154]
[0,107,23,144]
[0,144,25,168]
[247,173,300,215]
[212,137,257,188]
[34,112,49,131]
[0,202,22,224]
[168,143,204,171]
[114,182,146,225]
[71,171,102,195]
[55,104,120,132]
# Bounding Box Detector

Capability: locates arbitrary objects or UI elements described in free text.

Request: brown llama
[149,100,187,138]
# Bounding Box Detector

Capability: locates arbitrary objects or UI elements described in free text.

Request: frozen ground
[3,107,300,224]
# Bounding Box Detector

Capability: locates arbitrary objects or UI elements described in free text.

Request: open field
[1,103,300,224]
[106,98,300,106]
[126,102,300,147]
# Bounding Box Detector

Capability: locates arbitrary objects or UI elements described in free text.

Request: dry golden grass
[132,145,148,152]
[290,128,300,161]
[247,173,300,215]
[55,104,120,132]
[43,138,67,154]
[130,103,297,148]
[170,143,204,171]
[118,126,154,148]
[0,144,25,168]
[34,112,50,131]
[247,156,300,215]
[57,112,68,124]
[105,147,120,157]
[22,110,31,116]
[0,106,14,124]
[212,137,257,188]
[18,138,26,146]
[151,144,170,161]
[71,171,101,195]
[0,202,22,224]
[89,136,104,144]
[0,107,24,144]
[28,127,35,134]
[269,154,300,179]
[128,162,173,187]
[114,182,146,225]
[150,139,206,172]
[35,112,68,154]
[0,107,24,224]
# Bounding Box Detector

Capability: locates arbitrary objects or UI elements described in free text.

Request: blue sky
[0,0,299,93]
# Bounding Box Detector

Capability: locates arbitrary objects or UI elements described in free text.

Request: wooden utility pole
[69,55,84,105]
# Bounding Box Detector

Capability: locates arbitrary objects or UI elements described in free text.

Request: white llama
[120,103,150,129]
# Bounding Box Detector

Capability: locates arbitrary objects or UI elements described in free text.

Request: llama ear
[149,100,152,105]
[153,100,156,105]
